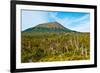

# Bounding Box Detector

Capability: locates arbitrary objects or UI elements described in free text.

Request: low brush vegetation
[21,32,90,63]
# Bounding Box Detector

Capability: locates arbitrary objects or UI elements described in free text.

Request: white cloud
[71,22,90,32]
[70,14,90,24]
[22,11,49,30]
[49,12,70,26]
[49,12,90,32]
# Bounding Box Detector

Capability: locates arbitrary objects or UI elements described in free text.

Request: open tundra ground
[21,32,90,63]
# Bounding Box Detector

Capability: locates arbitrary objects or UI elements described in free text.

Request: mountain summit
[23,22,76,32]
[35,22,66,29]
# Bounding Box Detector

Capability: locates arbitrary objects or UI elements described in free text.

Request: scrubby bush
[21,32,90,62]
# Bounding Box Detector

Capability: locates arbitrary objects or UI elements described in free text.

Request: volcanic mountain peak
[23,22,76,32]
[35,22,66,29]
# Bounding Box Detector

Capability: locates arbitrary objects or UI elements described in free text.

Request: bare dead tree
[27,41,31,49]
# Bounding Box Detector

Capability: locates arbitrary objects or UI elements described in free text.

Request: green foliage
[34,48,45,57]
[21,32,90,63]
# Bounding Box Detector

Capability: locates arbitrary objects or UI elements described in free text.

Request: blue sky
[21,10,90,32]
